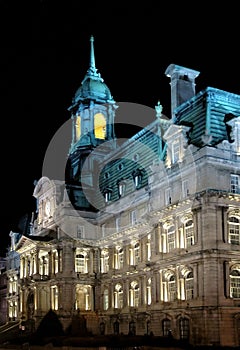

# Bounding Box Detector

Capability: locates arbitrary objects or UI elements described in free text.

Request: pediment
[16,235,38,252]
[163,124,189,141]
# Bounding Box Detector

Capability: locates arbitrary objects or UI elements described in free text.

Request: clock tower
[66,36,118,211]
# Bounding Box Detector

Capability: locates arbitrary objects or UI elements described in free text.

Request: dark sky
[1,0,240,255]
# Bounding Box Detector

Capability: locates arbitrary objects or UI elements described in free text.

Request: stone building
[4,36,240,347]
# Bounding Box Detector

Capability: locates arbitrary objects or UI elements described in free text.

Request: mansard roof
[175,87,240,147]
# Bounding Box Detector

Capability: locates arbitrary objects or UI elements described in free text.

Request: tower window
[94,113,106,139]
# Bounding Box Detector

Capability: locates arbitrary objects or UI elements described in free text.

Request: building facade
[4,36,240,347]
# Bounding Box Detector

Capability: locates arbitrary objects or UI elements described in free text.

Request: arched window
[184,219,194,247]
[230,267,240,298]
[94,113,106,139]
[75,285,91,310]
[118,180,126,197]
[185,271,194,300]
[162,224,175,252]
[228,216,240,245]
[100,249,109,273]
[129,242,140,265]
[132,169,142,189]
[75,251,88,274]
[129,281,139,307]
[168,275,177,301]
[114,283,123,309]
[114,247,124,269]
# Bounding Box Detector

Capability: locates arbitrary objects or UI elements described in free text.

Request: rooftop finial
[85,35,102,80]
[90,35,96,70]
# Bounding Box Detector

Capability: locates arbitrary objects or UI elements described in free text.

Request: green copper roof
[72,36,115,105]
[175,87,240,147]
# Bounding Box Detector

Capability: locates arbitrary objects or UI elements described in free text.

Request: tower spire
[85,35,102,80]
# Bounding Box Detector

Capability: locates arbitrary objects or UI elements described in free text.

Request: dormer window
[118,180,126,197]
[104,188,112,203]
[132,169,142,189]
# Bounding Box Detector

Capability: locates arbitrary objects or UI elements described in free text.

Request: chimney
[165,64,200,120]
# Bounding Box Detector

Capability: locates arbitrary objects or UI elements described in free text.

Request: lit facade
[5,37,240,347]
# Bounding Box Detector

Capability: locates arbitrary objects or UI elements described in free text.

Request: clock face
[45,200,51,217]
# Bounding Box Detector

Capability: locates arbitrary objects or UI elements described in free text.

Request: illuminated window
[129,281,139,307]
[118,181,126,197]
[51,286,58,310]
[185,271,194,300]
[168,275,177,301]
[75,285,91,310]
[165,225,175,252]
[75,115,81,141]
[132,169,142,189]
[104,188,112,203]
[147,278,151,305]
[75,251,88,273]
[230,268,240,298]
[228,216,240,245]
[114,283,123,309]
[114,247,124,269]
[129,242,140,265]
[94,113,106,139]
[185,220,194,247]
[103,289,109,310]
[100,250,109,273]
[52,250,59,274]
[146,234,151,261]
[39,253,49,278]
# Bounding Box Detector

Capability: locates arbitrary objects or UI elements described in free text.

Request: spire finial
[90,35,95,70]
[84,35,102,80]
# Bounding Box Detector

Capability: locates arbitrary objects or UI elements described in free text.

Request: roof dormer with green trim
[174,87,240,147]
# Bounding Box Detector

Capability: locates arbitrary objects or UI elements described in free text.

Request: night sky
[1,1,239,255]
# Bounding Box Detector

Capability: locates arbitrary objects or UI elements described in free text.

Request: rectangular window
[172,140,180,163]
[230,277,240,298]
[102,224,106,237]
[165,188,172,205]
[116,217,121,232]
[182,180,189,198]
[230,174,240,193]
[77,225,85,239]
[130,210,137,225]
